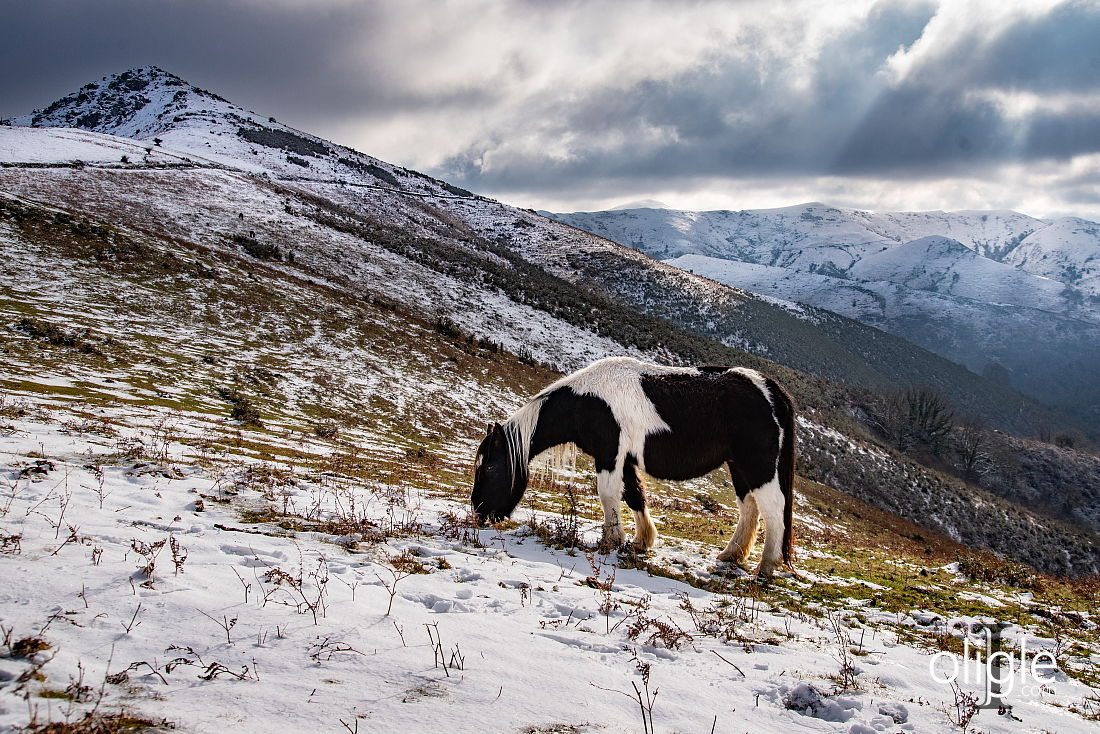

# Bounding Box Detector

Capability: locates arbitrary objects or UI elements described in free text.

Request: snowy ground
[2,408,1097,733]
[3,70,1099,731]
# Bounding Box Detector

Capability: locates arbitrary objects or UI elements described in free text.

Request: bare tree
[952,418,994,480]
[877,386,955,454]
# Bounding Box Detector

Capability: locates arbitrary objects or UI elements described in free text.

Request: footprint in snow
[408,592,474,613]
[218,544,288,564]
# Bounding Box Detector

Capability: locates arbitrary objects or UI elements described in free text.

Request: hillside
[1,65,1100,732]
[1,176,1099,734]
[3,67,1099,573]
[4,67,1072,438]
[547,204,1100,428]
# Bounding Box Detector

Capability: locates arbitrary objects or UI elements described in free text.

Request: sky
[4,0,1100,218]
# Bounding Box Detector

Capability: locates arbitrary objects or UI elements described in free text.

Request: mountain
[6,64,1100,734]
[547,203,1100,427]
[3,68,1060,432]
[3,66,1099,578]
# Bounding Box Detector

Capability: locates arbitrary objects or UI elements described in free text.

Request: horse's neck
[529,423,565,459]
[526,397,577,459]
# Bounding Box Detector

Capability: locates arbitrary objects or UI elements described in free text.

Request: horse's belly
[642,433,727,481]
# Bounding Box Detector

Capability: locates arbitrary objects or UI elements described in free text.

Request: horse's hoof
[711,560,748,576]
[596,538,623,555]
[716,552,751,569]
[717,553,749,566]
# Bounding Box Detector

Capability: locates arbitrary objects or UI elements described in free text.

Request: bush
[431,316,464,340]
[232,233,282,261]
[15,317,99,354]
[217,387,263,427]
[956,552,1041,590]
[874,386,954,454]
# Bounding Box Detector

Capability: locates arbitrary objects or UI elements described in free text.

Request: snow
[571,206,1100,401]
[8,66,462,202]
[0,127,190,167]
[2,415,1097,733]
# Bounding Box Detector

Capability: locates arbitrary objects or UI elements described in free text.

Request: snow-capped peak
[12,66,225,140]
[9,66,476,197]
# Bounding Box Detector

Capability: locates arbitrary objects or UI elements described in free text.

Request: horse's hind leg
[622,455,656,550]
[718,462,759,565]
[717,491,758,565]
[596,467,626,548]
[752,473,785,577]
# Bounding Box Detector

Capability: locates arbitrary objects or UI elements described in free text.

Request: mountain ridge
[547,203,1100,426]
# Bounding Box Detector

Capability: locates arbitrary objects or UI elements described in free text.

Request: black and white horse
[471,356,796,576]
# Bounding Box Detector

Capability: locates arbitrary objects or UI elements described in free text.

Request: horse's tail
[767,378,797,568]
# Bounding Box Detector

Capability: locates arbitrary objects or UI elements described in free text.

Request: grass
[21,711,172,733]
[3,178,1098,701]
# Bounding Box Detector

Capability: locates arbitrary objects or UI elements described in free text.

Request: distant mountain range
[547,203,1100,426]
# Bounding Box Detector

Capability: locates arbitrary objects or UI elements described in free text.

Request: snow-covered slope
[4,67,1097,561]
[0,126,196,167]
[1003,216,1100,293]
[848,236,1072,310]
[548,203,1098,292]
[8,69,1066,439]
[4,415,1098,733]
[7,66,472,200]
[549,204,1100,423]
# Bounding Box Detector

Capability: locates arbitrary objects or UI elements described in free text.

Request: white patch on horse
[555,357,698,471]
[504,358,697,472]
[752,473,785,575]
[730,367,773,406]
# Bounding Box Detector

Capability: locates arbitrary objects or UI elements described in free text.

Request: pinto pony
[471,357,796,576]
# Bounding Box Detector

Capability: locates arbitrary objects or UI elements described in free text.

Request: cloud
[832,1,1100,175]
[3,0,1100,217]
[436,0,942,185]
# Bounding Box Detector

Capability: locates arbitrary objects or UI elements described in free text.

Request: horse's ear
[485,422,494,436]
[491,422,503,434]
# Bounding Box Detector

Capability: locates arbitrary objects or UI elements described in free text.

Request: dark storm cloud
[441,0,944,188]
[919,1,1100,93]
[3,0,1100,213]
[830,88,1012,175]
[831,1,1100,175]
[437,0,1100,192]
[0,0,479,124]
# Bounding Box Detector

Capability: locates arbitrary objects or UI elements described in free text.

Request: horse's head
[471,422,525,525]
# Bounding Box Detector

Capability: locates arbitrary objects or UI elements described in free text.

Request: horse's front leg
[596,468,626,549]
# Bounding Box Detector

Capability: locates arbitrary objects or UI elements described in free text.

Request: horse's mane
[503,395,547,487]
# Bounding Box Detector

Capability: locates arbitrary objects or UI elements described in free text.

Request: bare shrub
[130,538,166,584]
[875,386,954,454]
